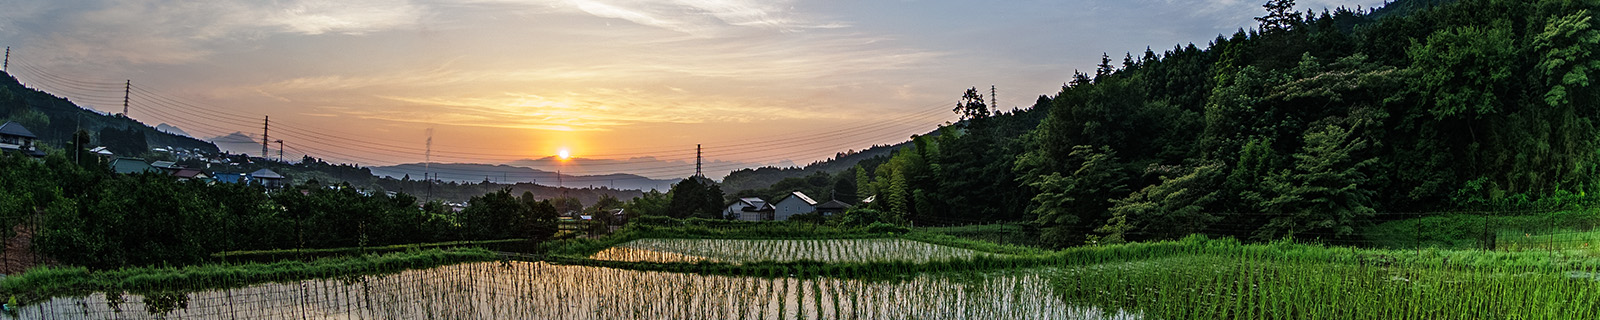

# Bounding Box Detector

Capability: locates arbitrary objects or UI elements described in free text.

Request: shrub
[865,222,909,234]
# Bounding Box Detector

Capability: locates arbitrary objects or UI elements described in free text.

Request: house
[213,172,248,184]
[249,168,286,188]
[611,208,628,224]
[172,169,210,182]
[0,121,45,158]
[150,160,179,171]
[772,191,818,221]
[88,146,114,159]
[724,197,775,221]
[814,199,853,216]
[109,157,160,174]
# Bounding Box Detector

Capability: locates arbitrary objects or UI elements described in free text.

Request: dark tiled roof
[110,158,158,174]
[250,168,285,179]
[173,169,206,178]
[0,122,37,139]
[150,161,179,169]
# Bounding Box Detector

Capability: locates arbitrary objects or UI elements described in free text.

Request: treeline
[371,176,644,206]
[719,143,905,194]
[0,152,559,269]
[850,0,1600,247]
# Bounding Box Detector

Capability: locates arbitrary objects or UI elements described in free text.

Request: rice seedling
[590,238,998,264]
[10,232,1600,319]
[1496,229,1600,251]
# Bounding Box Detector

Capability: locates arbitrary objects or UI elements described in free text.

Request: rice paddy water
[9,237,1600,319]
[13,262,1131,319]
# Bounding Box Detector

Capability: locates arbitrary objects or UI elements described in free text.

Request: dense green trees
[458,189,559,241]
[0,151,562,269]
[663,176,726,219]
[846,0,1600,248]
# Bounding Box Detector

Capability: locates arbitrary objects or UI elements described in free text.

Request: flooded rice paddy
[15,239,1134,319]
[589,238,996,263]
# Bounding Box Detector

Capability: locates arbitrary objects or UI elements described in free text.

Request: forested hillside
[0,72,218,155]
[719,142,907,194]
[853,0,1600,247]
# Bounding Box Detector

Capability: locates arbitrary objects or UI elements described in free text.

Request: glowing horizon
[0,0,1387,179]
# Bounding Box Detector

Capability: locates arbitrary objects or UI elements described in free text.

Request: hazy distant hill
[370,162,678,192]
[0,71,218,155]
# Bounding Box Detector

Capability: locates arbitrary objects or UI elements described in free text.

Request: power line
[14,63,965,182]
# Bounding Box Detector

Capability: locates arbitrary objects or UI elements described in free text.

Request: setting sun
[557,149,571,160]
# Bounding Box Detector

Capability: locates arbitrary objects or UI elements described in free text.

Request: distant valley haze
[0,0,1385,178]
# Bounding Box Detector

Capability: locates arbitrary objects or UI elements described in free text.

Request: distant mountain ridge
[370,162,678,192]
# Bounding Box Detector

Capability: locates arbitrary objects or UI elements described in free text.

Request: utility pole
[276,140,284,162]
[74,112,80,165]
[261,116,270,159]
[424,128,433,202]
[991,85,997,111]
[123,80,131,116]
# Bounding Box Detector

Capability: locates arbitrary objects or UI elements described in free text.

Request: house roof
[150,161,179,169]
[173,169,207,179]
[110,158,158,174]
[0,122,37,139]
[249,168,285,179]
[726,197,775,212]
[737,197,766,207]
[777,191,818,206]
[815,199,853,210]
[89,146,114,156]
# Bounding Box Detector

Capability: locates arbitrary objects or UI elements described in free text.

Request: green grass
[1365,210,1600,250]
[0,248,497,307]
[1051,254,1600,319]
[917,223,1041,248]
[902,231,1050,255]
[1497,229,1600,251]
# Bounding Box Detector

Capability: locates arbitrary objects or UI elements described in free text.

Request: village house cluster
[722,191,855,221]
[2,121,290,188]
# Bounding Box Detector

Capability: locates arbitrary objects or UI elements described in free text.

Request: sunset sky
[0,0,1385,179]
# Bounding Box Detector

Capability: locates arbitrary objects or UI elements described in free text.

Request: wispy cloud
[553,0,823,36]
[0,0,427,65]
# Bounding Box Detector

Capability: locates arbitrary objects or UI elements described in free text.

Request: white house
[724,197,774,221]
[771,191,818,221]
[0,121,44,158]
